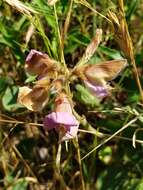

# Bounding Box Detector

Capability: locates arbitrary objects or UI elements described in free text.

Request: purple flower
[84,80,108,98]
[74,59,127,99]
[44,112,79,141]
[26,49,44,62]
[43,92,79,141]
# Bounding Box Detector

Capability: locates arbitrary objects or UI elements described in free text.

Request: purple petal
[26,49,47,63]
[25,49,58,79]
[84,80,108,98]
[61,125,79,141]
[43,112,79,130]
[43,112,79,141]
[25,49,50,76]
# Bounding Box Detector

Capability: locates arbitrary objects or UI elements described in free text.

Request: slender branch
[76,0,111,23]
[75,137,85,190]
[0,119,43,126]
[61,0,74,49]
[81,117,138,160]
[54,4,69,75]
[78,129,143,145]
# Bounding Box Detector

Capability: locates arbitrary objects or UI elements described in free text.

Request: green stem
[75,137,85,190]
[61,0,74,49]
[32,16,52,56]
[53,5,69,75]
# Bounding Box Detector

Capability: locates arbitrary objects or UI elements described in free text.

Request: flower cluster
[18,29,127,141]
[18,49,79,141]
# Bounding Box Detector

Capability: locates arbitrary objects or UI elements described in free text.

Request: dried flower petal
[84,59,127,84]
[18,86,32,104]
[25,49,58,78]
[18,86,48,111]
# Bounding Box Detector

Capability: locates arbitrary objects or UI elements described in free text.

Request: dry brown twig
[108,0,143,102]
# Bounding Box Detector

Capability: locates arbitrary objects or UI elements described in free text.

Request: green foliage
[98,146,112,164]
[99,45,123,60]
[0,0,143,189]
[75,84,100,108]
[12,180,28,190]
[2,86,21,111]
[4,173,28,190]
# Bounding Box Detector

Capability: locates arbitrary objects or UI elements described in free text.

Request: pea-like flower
[74,59,127,98]
[73,28,127,99]
[43,92,79,141]
[25,49,58,79]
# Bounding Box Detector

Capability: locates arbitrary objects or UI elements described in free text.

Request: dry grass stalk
[4,0,37,17]
[25,24,35,45]
[108,11,132,58]
[108,1,143,102]
[48,0,58,6]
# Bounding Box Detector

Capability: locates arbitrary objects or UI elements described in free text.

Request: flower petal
[18,86,48,111]
[18,86,32,106]
[55,93,73,114]
[43,112,79,141]
[43,112,79,129]
[84,80,108,98]
[84,59,127,83]
[61,125,79,141]
[25,49,58,78]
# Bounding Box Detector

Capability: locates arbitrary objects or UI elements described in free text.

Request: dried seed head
[5,0,37,17]
[48,0,58,6]
[79,29,102,65]
[108,10,132,58]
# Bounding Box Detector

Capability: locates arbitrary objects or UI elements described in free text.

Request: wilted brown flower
[18,85,49,111]
[18,49,59,111]
[74,59,127,98]
[25,49,58,79]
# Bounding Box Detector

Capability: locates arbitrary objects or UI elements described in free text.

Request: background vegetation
[0,0,143,189]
